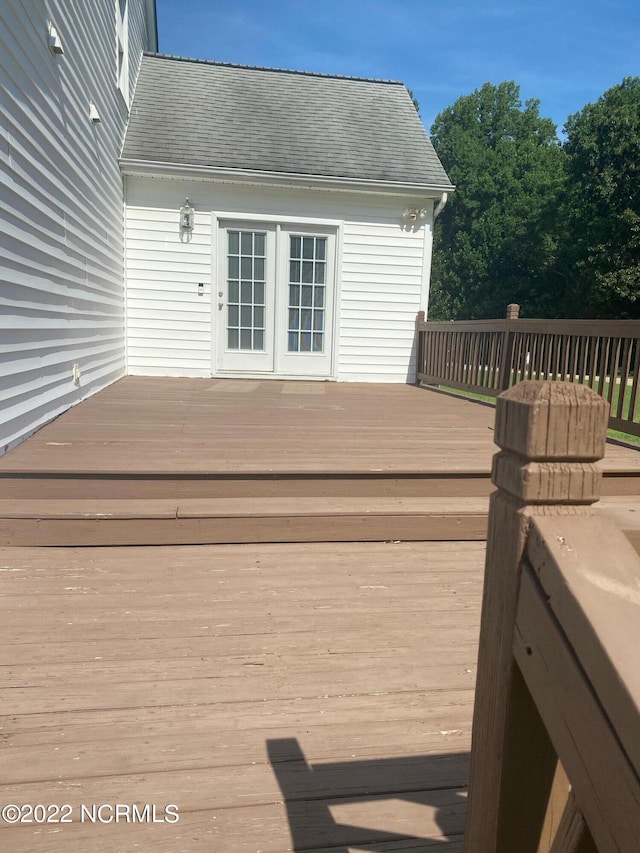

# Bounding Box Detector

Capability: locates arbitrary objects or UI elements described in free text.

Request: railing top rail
[419,319,506,332]
[527,514,640,781]
[511,318,640,335]
[419,316,640,336]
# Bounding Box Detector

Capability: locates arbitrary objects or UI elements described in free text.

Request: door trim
[212,211,344,227]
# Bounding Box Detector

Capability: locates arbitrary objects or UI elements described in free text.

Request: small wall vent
[47,22,64,55]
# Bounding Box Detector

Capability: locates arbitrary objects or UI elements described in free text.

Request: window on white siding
[116,0,129,104]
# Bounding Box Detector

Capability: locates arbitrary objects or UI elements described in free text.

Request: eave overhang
[119,158,455,198]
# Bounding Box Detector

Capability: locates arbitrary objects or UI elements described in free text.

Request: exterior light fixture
[89,102,101,123]
[48,22,64,55]
[180,198,195,232]
[402,207,427,222]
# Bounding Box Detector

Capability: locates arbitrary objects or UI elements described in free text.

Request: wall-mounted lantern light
[180,198,195,232]
[401,207,427,222]
[88,102,101,123]
[47,22,64,55]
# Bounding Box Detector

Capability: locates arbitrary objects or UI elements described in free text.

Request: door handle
[218,301,224,310]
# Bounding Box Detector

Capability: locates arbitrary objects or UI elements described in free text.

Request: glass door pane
[287,235,326,353]
[227,229,266,351]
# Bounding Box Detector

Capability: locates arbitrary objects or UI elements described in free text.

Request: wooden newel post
[463,381,609,853]
[506,303,520,320]
[499,304,520,391]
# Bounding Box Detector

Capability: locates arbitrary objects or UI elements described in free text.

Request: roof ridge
[143,51,405,86]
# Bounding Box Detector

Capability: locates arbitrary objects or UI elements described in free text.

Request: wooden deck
[1,378,639,484]
[1,378,639,547]
[0,540,482,852]
[1,377,639,851]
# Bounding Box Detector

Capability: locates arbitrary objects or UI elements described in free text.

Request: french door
[216,224,276,372]
[216,221,335,376]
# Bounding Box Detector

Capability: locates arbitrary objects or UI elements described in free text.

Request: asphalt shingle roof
[121,54,453,189]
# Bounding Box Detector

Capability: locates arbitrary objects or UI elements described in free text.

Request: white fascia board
[118,159,454,197]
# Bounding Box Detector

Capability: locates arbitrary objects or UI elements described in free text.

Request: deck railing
[464,381,640,852]
[416,307,640,436]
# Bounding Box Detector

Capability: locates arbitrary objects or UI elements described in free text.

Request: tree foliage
[407,88,420,113]
[429,77,640,320]
[429,81,566,319]
[560,77,640,318]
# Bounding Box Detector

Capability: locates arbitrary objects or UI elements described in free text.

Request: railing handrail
[419,316,640,336]
[464,381,640,853]
[418,318,509,332]
[415,305,640,437]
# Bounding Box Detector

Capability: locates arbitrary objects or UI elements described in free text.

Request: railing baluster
[552,333,561,381]
[541,333,549,380]
[531,333,540,380]
[597,337,609,398]
[628,341,640,426]
[565,335,572,382]
[617,337,631,420]
[492,333,498,388]
[474,334,481,387]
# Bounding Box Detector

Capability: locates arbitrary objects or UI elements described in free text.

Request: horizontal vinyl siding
[0,0,149,451]
[125,207,212,376]
[127,0,149,100]
[339,221,424,381]
[124,178,432,382]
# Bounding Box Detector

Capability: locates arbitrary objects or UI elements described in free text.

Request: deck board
[1,377,637,476]
[0,540,481,852]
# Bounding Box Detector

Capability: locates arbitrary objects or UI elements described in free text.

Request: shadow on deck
[268,738,467,851]
[0,540,482,852]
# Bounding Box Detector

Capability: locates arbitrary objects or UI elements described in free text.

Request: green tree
[560,77,640,318]
[429,81,566,319]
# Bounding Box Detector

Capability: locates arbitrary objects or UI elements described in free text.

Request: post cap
[495,381,609,461]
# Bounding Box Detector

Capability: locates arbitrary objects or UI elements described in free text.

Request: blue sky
[155,1,639,136]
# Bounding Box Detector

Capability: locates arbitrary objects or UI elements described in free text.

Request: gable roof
[121,54,453,191]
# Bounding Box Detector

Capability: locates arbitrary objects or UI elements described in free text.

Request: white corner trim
[210,212,219,375]
[421,214,435,314]
[331,221,345,379]
[123,177,129,375]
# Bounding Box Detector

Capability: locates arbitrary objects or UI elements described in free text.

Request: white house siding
[340,221,426,382]
[124,176,434,383]
[127,1,153,100]
[126,207,213,376]
[0,0,150,452]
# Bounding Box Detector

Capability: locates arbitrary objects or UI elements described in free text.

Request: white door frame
[213,212,343,379]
